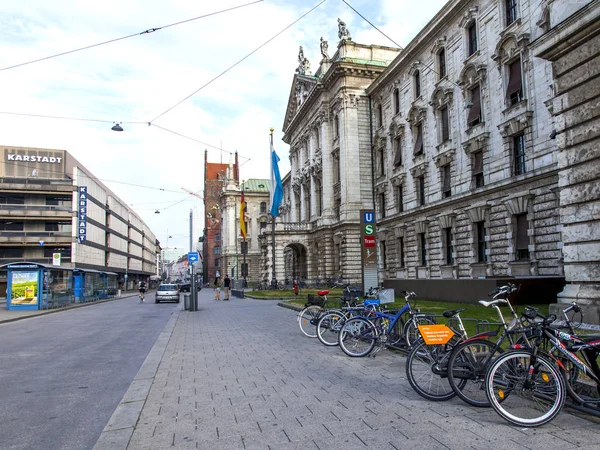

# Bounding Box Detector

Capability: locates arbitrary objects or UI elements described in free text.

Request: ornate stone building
[220,174,270,285]
[262,27,401,285]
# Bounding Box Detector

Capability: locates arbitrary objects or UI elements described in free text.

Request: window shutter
[516,214,529,250]
[506,59,522,97]
[413,126,423,155]
[393,138,402,166]
[473,151,483,174]
[467,86,481,125]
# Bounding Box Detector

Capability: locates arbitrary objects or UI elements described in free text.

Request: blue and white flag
[269,141,283,217]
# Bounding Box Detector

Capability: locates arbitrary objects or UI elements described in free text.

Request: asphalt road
[0,293,180,450]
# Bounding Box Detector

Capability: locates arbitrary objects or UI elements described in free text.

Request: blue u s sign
[363,211,374,223]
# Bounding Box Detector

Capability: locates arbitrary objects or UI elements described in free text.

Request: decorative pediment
[498,111,533,137]
[462,132,489,154]
[283,74,318,130]
[459,7,478,28]
[465,204,489,223]
[491,33,531,68]
[408,60,422,76]
[407,105,427,125]
[458,63,487,88]
[394,225,407,238]
[375,182,387,194]
[414,220,429,235]
[504,192,533,215]
[430,37,447,55]
[409,161,428,177]
[437,214,456,230]
[389,121,406,138]
[390,172,406,187]
[429,86,454,109]
[434,148,456,167]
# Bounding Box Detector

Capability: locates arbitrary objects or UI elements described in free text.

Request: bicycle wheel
[448,339,501,407]
[403,316,435,349]
[559,352,600,405]
[485,350,565,427]
[317,311,346,346]
[405,340,457,401]
[338,317,377,357]
[298,305,322,338]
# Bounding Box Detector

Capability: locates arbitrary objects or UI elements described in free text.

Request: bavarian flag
[240,188,247,239]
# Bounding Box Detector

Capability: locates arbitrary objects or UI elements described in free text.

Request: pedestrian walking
[293,280,299,296]
[223,274,231,301]
[214,276,221,301]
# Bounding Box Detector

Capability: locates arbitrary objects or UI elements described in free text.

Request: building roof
[241,179,270,193]
[205,162,228,181]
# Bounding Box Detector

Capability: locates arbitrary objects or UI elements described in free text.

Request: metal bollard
[184,293,191,311]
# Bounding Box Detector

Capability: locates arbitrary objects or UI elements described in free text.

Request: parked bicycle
[337,291,435,358]
[484,306,600,427]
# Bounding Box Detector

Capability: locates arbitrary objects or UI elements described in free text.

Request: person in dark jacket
[223,275,231,300]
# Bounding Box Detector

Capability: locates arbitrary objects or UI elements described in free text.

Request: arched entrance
[283,243,308,285]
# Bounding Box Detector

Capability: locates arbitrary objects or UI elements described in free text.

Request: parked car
[155,284,180,303]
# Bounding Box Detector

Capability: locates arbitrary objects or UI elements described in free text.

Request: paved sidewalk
[94,288,600,450]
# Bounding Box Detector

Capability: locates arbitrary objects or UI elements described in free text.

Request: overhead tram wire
[149,0,328,123]
[0,1,264,73]
[342,0,463,90]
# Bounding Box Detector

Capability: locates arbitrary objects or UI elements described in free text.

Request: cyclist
[138,280,147,302]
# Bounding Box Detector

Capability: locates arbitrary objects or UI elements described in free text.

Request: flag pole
[270,128,276,286]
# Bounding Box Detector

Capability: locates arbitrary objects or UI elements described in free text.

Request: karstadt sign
[7,154,63,163]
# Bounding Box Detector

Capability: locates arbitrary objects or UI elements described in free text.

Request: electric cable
[149,0,328,123]
[0,1,264,72]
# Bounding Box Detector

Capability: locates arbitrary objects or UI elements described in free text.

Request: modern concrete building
[0,145,158,293]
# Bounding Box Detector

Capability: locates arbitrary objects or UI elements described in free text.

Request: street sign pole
[188,252,200,312]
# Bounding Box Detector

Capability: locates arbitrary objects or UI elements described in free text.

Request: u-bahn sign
[360,210,376,265]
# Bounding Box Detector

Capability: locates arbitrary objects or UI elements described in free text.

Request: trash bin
[184,293,191,311]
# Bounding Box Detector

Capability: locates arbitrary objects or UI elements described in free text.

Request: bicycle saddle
[478,299,509,307]
[443,308,465,318]
[317,290,329,296]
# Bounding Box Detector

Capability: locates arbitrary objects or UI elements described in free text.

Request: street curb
[92,309,181,450]
[277,301,302,312]
[0,293,143,325]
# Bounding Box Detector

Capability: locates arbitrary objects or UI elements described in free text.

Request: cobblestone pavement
[95,290,600,450]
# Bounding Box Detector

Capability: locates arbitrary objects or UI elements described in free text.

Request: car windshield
[158,285,177,291]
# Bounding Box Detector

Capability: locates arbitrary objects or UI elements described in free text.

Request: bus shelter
[1,262,74,310]
[72,269,118,302]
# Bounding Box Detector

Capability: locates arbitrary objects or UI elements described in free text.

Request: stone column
[531,2,600,323]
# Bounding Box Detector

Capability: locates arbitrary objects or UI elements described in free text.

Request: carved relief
[407,105,427,125]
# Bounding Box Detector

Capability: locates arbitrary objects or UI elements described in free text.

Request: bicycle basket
[307,294,325,307]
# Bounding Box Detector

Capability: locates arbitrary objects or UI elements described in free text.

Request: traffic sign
[188,252,199,263]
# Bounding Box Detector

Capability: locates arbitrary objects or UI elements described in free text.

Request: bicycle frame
[544,328,600,385]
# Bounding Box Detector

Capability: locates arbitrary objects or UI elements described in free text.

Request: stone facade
[270,36,401,285]
[530,0,600,322]
[220,176,270,285]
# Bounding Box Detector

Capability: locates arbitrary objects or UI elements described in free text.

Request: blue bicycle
[338,291,434,357]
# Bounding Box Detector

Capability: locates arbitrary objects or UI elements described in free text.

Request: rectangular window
[440,106,450,142]
[515,213,530,260]
[414,71,421,98]
[441,164,451,199]
[419,233,427,266]
[0,194,25,205]
[381,241,387,269]
[394,88,400,115]
[260,221,267,231]
[333,154,341,184]
[376,104,383,128]
[417,175,425,206]
[241,241,248,254]
[378,193,386,219]
[473,151,484,187]
[506,0,518,26]
[467,85,481,127]
[393,137,402,167]
[506,59,523,105]
[477,221,487,262]
[0,247,24,258]
[378,147,385,176]
[45,222,59,232]
[468,22,478,56]
[215,259,220,267]
[397,184,404,213]
[215,233,221,241]
[445,228,454,264]
[398,237,405,268]
[413,124,424,156]
[513,133,526,175]
[0,221,23,231]
[214,246,221,255]
[260,202,267,214]
[439,49,446,78]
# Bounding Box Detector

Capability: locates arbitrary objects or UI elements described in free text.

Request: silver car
[155,284,180,303]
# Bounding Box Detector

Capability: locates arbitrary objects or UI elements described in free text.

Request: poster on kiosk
[8,269,41,310]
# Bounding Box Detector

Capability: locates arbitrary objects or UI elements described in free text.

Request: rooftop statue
[295,45,311,75]
[338,18,351,41]
[320,37,329,61]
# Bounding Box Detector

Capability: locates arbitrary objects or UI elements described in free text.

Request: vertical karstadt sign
[78,186,87,243]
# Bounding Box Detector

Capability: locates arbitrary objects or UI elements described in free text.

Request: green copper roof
[241,179,270,192]
[338,57,388,67]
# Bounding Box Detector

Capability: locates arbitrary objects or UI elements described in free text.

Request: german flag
[240,188,247,239]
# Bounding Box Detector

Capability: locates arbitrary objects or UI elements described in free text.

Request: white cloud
[0,0,447,251]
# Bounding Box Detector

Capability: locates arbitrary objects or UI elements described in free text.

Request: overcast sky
[0,0,447,254]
